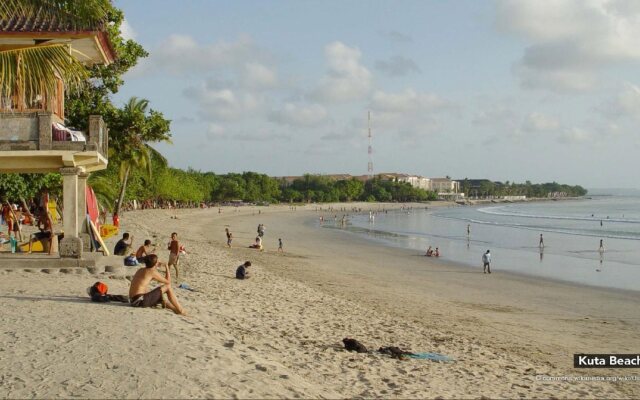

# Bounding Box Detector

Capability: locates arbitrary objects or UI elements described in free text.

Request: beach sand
[1,203,638,399]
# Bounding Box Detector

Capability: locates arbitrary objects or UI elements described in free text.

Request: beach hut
[0,10,115,261]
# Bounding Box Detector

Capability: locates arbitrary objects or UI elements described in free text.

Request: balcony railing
[0,111,108,157]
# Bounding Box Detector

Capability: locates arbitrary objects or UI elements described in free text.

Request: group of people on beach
[1,202,55,255]
[109,231,189,315]
[114,231,184,277]
[225,223,282,252]
[424,246,440,257]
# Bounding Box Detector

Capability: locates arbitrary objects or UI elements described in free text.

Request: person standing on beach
[167,232,181,280]
[482,250,491,274]
[278,238,283,252]
[467,224,471,237]
[129,254,186,315]
[539,234,544,248]
[225,228,233,248]
[599,239,605,253]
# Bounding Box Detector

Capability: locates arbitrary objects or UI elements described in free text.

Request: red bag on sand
[91,282,108,296]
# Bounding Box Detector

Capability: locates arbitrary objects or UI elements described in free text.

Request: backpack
[89,282,109,302]
[124,255,138,266]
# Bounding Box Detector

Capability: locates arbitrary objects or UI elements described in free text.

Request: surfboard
[86,186,100,230]
[85,214,100,252]
[89,220,109,256]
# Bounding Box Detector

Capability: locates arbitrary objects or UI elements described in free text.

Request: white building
[379,173,431,190]
[429,178,460,193]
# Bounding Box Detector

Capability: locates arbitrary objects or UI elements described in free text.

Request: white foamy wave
[477,206,640,224]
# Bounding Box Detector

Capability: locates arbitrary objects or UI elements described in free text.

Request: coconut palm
[0,0,110,109]
[111,97,171,215]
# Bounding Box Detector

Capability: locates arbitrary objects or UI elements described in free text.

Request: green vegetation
[459,179,588,198]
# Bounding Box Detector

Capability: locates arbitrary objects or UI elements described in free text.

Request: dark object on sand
[378,346,414,360]
[87,283,129,303]
[343,338,368,353]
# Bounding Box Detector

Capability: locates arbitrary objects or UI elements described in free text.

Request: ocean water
[327,194,640,292]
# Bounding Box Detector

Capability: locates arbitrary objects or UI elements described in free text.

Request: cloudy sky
[112,0,640,188]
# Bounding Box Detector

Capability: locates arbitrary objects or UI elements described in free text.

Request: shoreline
[317,213,640,297]
[1,203,638,398]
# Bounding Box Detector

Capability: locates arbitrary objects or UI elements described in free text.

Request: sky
[112,0,640,188]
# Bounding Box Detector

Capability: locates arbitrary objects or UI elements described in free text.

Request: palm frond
[0,45,88,105]
[146,144,167,167]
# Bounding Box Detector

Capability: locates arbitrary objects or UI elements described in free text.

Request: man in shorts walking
[482,249,492,274]
[129,254,185,315]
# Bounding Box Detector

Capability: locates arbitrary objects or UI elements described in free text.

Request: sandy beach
[1,203,639,399]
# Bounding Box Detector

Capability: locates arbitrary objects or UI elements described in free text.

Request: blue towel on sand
[178,283,197,292]
[408,352,454,362]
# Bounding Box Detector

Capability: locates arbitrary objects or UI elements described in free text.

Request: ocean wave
[434,214,640,241]
[477,206,640,224]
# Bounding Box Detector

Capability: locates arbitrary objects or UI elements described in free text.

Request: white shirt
[482,252,491,263]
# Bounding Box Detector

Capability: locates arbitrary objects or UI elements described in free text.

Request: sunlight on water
[330,197,640,291]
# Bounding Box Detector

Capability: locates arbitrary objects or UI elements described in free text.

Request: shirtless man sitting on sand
[128,254,186,315]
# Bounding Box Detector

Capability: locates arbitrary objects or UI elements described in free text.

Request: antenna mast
[367,111,373,178]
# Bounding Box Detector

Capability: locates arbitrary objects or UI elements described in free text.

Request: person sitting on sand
[114,232,133,256]
[236,261,252,280]
[425,246,433,257]
[129,254,186,315]
[249,236,262,250]
[135,239,155,263]
[434,247,440,257]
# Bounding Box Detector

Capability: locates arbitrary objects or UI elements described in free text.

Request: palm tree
[111,97,171,215]
[0,0,110,109]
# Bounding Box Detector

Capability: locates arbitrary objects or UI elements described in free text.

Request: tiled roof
[0,8,99,33]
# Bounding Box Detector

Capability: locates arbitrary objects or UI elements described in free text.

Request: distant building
[378,173,431,190]
[429,178,460,193]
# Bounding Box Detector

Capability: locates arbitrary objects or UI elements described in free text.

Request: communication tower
[367,111,373,177]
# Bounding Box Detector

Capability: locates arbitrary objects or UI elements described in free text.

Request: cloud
[119,19,136,40]
[472,103,518,127]
[151,34,269,74]
[242,63,278,90]
[496,0,640,92]
[174,116,196,124]
[598,83,640,120]
[368,89,453,144]
[231,132,290,141]
[320,131,353,141]
[184,84,264,121]
[557,127,592,144]
[521,112,561,133]
[269,102,327,127]
[379,30,413,43]
[206,123,225,140]
[370,89,450,113]
[314,42,372,102]
[205,123,289,141]
[374,55,421,77]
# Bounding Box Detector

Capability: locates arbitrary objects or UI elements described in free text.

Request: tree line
[459,179,588,198]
